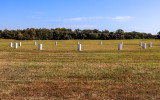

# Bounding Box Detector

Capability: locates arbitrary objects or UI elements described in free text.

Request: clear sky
[0,0,160,34]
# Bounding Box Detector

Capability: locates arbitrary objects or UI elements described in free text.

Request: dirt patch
[1,81,158,100]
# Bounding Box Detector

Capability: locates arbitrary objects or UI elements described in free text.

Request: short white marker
[100,41,102,45]
[34,42,36,46]
[77,41,79,45]
[78,44,81,51]
[55,41,57,45]
[120,42,123,45]
[19,42,21,46]
[10,42,12,47]
[139,42,142,46]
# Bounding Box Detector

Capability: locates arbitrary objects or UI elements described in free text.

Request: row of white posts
[118,42,152,50]
[10,42,21,49]
[10,41,58,50]
[10,41,152,51]
[140,42,152,49]
[118,41,152,50]
[34,41,43,50]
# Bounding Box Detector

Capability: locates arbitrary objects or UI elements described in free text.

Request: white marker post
[39,44,42,50]
[120,42,123,45]
[149,42,152,47]
[78,44,81,51]
[34,42,36,46]
[14,43,18,49]
[100,41,102,45]
[55,41,57,46]
[118,44,122,50]
[19,42,21,46]
[77,41,79,45]
[143,43,146,49]
[10,42,12,47]
[139,42,142,46]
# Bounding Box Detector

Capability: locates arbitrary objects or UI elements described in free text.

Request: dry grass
[0,39,160,99]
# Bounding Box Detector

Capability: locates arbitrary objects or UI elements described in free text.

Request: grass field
[0,39,160,99]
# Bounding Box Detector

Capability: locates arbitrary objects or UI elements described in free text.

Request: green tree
[0,30,2,38]
[115,29,125,39]
[17,32,23,40]
[157,32,160,39]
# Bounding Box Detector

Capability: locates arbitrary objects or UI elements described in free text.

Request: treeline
[0,28,158,40]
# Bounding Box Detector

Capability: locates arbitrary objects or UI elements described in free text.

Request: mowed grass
[0,39,160,99]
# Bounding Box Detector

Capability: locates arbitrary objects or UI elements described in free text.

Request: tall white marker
[39,44,42,50]
[118,44,122,50]
[77,41,80,50]
[143,43,146,49]
[78,44,81,51]
[149,42,152,47]
[14,43,18,49]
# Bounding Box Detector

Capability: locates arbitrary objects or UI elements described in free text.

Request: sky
[0,0,160,34]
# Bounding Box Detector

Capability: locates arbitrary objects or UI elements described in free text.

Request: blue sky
[0,0,160,34]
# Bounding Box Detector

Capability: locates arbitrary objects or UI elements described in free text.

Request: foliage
[0,28,157,40]
[157,31,160,39]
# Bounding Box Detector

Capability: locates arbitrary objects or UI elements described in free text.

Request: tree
[17,32,23,40]
[115,29,125,39]
[0,30,2,38]
[89,33,98,39]
[0,28,156,40]
[101,30,110,40]
[157,32,160,39]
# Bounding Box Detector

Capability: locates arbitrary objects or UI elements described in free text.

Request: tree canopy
[0,28,158,40]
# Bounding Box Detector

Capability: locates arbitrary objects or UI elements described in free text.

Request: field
[0,39,160,99]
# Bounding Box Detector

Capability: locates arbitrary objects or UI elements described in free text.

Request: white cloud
[51,16,132,22]
[72,25,96,28]
[112,16,132,22]
[51,25,96,29]
[51,16,110,22]
[69,17,83,21]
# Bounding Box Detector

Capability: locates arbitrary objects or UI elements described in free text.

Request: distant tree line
[0,28,159,40]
